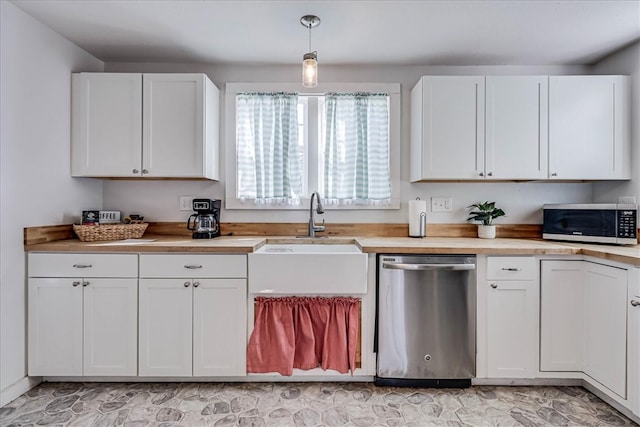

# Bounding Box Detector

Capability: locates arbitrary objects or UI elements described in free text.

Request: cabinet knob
[142,169,149,174]
[490,283,498,289]
[82,281,90,287]
[193,282,200,288]
[479,172,485,177]
[184,282,190,288]
[487,172,493,177]
[72,281,81,287]
[551,172,558,177]
[632,300,640,307]
[132,169,139,174]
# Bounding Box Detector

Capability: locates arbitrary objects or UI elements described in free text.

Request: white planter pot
[477,225,496,239]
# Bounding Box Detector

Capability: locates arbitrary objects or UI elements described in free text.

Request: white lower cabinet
[138,254,247,377]
[630,270,640,417]
[28,253,138,376]
[138,279,193,376]
[583,262,628,398]
[28,278,83,376]
[540,260,583,372]
[484,257,538,378]
[541,259,630,400]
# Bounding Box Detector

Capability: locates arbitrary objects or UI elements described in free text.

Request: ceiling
[11,0,640,66]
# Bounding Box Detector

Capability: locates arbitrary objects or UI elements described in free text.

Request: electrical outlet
[618,196,636,204]
[179,196,194,211]
[431,197,453,212]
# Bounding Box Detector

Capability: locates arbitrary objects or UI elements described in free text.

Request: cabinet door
[485,76,548,180]
[28,278,83,375]
[540,260,583,372]
[83,279,138,376]
[411,76,485,180]
[486,280,538,378]
[139,279,193,376]
[549,76,630,180]
[143,74,206,178]
[583,262,627,398]
[193,279,247,376]
[629,271,640,417]
[71,73,143,177]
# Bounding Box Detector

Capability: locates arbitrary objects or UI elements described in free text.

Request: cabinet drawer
[487,257,536,280]
[29,253,138,278]
[139,254,246,278]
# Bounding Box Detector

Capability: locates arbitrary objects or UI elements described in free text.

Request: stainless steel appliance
[375,255,476,387]
[543,203,637,245]
[187,198,221,239]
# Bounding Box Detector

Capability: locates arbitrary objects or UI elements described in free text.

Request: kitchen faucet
[308,192,326,237]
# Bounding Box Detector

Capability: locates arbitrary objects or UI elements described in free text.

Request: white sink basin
[254,243,362,254]
[248,243,368,294]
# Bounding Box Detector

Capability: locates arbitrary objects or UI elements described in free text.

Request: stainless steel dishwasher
[375,254,476,387]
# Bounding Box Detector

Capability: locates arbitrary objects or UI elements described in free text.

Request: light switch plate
[618,196,636,204]
[431,197,453,212]
[179,196,194,211]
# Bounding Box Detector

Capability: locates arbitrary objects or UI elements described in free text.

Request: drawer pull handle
[184,282,191,288]
[72,281,81,287]
[490,283,498,289]
[632,300,640,307]
[73,264,92,269]
[501,268,521,272]
[184,265,203,269]
[82,281,90,287]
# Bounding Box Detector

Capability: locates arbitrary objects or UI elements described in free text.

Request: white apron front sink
[248,244,368,294]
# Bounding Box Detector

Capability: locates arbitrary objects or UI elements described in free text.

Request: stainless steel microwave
[543,203,638,245]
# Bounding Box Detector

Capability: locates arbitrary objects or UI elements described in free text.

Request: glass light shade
[302,53,318,88]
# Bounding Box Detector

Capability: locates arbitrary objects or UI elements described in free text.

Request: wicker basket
[73,223,148,242]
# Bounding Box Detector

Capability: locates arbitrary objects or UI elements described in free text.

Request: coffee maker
[187,199,221,239]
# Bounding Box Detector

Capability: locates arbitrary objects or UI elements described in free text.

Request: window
[225,83,400,210]
[235,92,303,204]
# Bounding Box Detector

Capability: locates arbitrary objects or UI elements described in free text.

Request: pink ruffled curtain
[246,296,360,376]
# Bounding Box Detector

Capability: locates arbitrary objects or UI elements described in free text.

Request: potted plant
[467,201,505,239]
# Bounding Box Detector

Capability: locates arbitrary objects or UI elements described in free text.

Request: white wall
[0,1,103,405]
[103,62,593,225]
[592,41,640,204]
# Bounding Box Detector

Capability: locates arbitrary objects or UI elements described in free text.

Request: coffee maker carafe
[187,199,221,239]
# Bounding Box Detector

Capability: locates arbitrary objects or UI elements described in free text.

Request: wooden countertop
[24,235,640,266]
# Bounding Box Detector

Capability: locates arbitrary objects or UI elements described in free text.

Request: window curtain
[236,92,302,205]
[323,93,391,205]
[246,297,360,376]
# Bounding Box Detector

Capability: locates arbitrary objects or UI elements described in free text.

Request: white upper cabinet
[71,72,219,180]
[411,74,629,181]
[411,76,547,181]
[411,76,485,181]
[71,73,143,177]
[143,74,218,178]
[549,76,630,180]
[485,76,548,180]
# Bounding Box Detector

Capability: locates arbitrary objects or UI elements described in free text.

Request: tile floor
[0,382,636,426]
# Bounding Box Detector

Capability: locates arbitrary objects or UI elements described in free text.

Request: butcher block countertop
[24,235,640,266]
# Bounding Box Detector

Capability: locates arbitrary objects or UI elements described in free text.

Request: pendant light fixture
[300,15,320,88]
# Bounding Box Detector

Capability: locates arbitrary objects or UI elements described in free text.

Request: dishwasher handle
[382,262,476,271]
